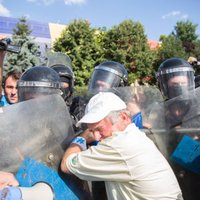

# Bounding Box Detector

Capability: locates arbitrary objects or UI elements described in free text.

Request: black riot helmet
[18,66,62,102]
[156,57,195,99]
[88,61,128,92]
[51,64,74,105]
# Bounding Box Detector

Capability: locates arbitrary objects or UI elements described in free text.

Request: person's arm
[0,171,19,189]
[61,144,82,174]
[61,129,97,174]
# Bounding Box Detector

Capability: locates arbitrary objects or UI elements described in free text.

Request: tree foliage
[101,20,157,84]
[172,20,198,53]
[53,19,102,86]
[52,19,200,86]
[193,40,200,61]
[192,39,200,74]
[158,35,186,62]
[5,16,200,87]
[156,20,199,72]
[4,17,40,73]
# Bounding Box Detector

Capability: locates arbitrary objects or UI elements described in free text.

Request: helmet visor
[88,69,121,92]
[159,67,194,99]
[18,80,62,102]
[18,87,62,102]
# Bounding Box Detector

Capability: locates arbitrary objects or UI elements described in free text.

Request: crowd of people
[0,35,200,200]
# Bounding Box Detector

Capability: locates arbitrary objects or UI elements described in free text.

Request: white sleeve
[66,142,132,182]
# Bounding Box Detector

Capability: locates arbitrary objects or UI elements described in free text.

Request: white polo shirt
[66,123,182,200]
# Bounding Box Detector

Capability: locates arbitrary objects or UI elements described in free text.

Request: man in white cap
[61,92,182,200]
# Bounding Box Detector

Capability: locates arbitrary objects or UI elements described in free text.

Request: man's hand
[61,129,101,174]
[0,171,19,189]
[80,128,101,144]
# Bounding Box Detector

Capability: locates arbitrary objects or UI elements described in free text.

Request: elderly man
[61,92,182,200]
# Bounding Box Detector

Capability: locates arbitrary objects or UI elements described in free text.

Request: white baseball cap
[76,92,127,126]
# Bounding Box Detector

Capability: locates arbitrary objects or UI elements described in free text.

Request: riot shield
[46,51,72,68]
[147,87,200,155]
[147,87,200,200]
[116,85,163,126]
[74,85,164,129]
[0,94,74,173]
[73,85,166,152]
[79,85,200,199]
[73,85,164,200]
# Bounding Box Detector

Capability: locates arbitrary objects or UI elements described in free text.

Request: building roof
[147,39,161,49]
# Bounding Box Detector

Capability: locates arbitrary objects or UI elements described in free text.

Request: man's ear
[119,111,130,122]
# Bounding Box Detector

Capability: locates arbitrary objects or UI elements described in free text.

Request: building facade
[0,16,66,53]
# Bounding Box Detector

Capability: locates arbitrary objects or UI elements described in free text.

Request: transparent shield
[147,87,200,199]
[46,51,72,68]
[0,94,74,173]
[73,85,163,130]
[75,86,200,198]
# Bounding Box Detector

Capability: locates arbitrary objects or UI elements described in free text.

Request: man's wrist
[71,136,87,151]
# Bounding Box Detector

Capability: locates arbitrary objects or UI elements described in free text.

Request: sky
[0,0,200,41]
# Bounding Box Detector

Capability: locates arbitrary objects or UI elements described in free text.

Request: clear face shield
[88,66,122,92]
[158,67,195,99]
[18,81,62,102]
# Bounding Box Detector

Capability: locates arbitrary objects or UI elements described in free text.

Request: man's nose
[11,87,17,94]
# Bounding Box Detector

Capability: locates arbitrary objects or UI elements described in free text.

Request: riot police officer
[16,66,92,199]
[88,60,144,128]
[155,57,197,129]
[71,60,129,119]
[51,64,74,107]
[70,61,129,200]
[88,60,128,92]
[44,51,75,107]
[155,57,200,200]
[156,57,195,100]
[18,66,62,102]
[70,60,130,132]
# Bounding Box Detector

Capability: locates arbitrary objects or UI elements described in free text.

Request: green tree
[53,19,102,87]
[193,40,200,61]
[4,17,40,73]
[158,35,186,62]
[101,20,157,85]
[172,20,198,53]
[192,40,200,74]
[156,21,199,72]
[154,35,187,76]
